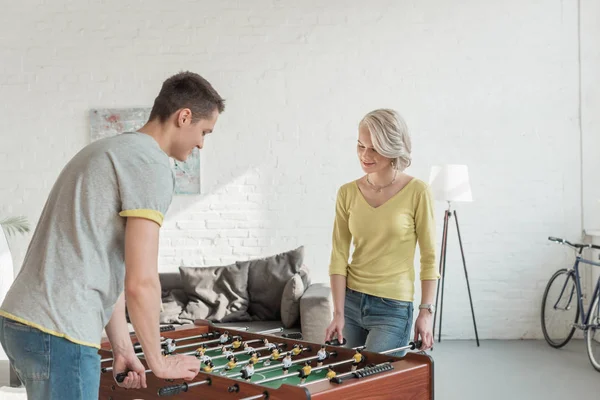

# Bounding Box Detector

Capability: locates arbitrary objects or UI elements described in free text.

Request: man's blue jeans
[0,316,101,399]
[343,288,414,357]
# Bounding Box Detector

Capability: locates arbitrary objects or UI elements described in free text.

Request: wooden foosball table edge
[98,319,435,400]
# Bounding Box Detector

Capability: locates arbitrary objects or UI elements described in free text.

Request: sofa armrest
[299,283,332,343]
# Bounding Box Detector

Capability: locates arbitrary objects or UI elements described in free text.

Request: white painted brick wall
[0,0,595,341]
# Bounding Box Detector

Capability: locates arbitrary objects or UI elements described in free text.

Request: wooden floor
[0,340,598,399]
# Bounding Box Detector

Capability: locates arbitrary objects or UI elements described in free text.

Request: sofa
[154,245,333,343]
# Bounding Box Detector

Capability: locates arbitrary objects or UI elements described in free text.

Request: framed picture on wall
[89,108,201,195]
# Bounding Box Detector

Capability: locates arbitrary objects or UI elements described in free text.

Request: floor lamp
[428,164,480,347]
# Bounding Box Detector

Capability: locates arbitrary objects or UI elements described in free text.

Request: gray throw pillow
[160,289,188,324]
[237,246,304,321]
[178,263,252,323]
[280,264,311,328]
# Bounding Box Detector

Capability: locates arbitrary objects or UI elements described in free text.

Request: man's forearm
[126,277,163,369]
[104,291,134,355]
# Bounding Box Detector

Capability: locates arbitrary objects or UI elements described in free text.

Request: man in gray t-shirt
[0,71,225,400]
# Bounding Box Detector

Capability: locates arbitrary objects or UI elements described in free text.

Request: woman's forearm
[330,274,347,317]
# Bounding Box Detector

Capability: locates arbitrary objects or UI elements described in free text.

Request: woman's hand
[324,313,345,343]
[113,350,148,389]
[413,310,434,351]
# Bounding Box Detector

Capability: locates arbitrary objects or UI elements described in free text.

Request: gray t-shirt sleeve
[117,162,174,226]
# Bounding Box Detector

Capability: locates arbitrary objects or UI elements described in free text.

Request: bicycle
[541,236,600,371]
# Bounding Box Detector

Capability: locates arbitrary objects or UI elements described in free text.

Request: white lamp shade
[429,164,473,202]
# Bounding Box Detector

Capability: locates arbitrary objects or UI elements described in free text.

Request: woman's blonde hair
[360,109,412,171]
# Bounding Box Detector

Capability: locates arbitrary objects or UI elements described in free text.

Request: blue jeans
[343,288,414,357]
[0,316,101,400]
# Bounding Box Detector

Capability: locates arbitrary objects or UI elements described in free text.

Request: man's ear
[177,108,192,127]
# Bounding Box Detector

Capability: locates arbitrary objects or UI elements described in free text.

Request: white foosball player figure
[163,338,176,355]
[241,359,255,381]
[221,345,234,359]
[243,342,255,354]
[282,354,293,374]
[219,331,230,344]
[317,345,327,367]
[263,338,277,351]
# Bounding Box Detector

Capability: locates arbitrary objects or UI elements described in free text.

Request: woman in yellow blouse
[324,109,439,356]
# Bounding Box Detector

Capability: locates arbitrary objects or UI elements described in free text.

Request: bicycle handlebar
[548,236,600,252]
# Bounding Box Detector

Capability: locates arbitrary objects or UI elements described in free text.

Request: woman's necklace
[366,170,397,193]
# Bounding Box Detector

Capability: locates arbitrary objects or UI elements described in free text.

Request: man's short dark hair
[149,71,225,123]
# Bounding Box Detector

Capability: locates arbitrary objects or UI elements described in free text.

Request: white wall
[0,0,591,340]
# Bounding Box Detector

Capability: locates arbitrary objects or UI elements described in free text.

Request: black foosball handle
[115,372,128,383]
[281,332,303,339]
[411,340,423,350]
[325,338,347,346]
[160,325,175,332]
[158,382,189,397]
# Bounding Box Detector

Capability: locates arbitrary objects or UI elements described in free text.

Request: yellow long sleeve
[328,179,440,302]
[328,187,352,277]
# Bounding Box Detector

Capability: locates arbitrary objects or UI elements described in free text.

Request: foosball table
[99,320,434,399]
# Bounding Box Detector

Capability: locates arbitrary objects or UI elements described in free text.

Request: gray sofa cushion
[280,265,311,328]
[178,263,252,323]
[160,288,190,325]
[237,246,304,321]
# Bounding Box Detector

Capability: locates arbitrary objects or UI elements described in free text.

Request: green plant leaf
[0,216,30,237]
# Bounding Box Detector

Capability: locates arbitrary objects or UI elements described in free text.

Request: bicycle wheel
[586,294,600,372]
[541,269,580,348]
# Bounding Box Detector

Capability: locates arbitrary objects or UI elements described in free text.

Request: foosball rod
[156,377,212,397]
[101,327,279,363]
[131,330,218,351]
[238,393,269,400]
[298,340,423,387]
[252,352,353,385]
[214,345,310,372]
[156,349,333,397]
[177,337,267,354]
[226,349,329,379]
[110,341,290,381]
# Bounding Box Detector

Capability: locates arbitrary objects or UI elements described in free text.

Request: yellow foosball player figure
[326,366,336,380]
[221,355,238,375]
[263,346,281,366]
[291,344,303,356]
[202,361,214,373]
[271,347,282,360]
[282,354,293,375]
[232,336,243,349]
[299,361,312,384]
[240,360,255,381]
[194,344,207,358]
[250,351,260,364]
[317,345,327,367]
[351,348,363,371]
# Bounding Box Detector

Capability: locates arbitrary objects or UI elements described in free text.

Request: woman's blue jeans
[343,288,414,357]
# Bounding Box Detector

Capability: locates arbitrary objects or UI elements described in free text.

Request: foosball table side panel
[306,353,434,400]
[99,370,314,400]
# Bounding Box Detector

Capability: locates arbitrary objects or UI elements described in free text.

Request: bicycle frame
[565,252,600,328]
